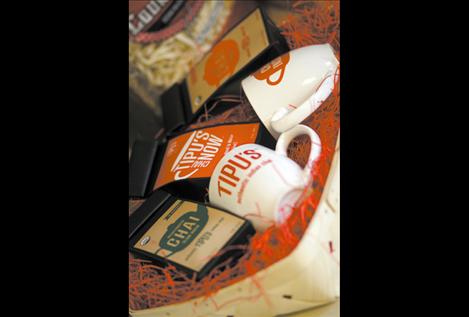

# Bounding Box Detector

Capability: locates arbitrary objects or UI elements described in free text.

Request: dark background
[129,89,162,152]
[5,1,463,316]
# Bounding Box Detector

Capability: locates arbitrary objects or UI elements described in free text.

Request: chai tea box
[129,190,255,280]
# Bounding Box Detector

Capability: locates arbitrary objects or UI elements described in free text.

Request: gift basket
[129,1,340,316]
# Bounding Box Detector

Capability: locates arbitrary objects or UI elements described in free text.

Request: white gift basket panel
[130,134,340,317]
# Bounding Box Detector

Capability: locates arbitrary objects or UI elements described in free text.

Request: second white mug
[241,43,339,139]
[208,125,322,231]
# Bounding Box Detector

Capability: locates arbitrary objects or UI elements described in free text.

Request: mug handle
[270,71,336,134]
[275,124,322,184]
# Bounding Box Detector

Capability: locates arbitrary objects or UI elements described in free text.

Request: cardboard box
[161,7,289,133]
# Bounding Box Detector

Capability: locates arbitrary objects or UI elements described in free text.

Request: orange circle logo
[203,39,240,87]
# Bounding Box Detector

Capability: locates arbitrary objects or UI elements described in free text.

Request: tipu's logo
[157,204,209,257]
[170,130,223,180]
[253,53,290,86]
[204,39,240,87]
[217,148,262,197]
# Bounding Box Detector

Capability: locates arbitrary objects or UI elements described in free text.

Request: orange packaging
[153,122,274,202]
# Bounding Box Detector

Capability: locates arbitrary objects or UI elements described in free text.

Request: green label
[134,200,245,272]
[158,204,209,256]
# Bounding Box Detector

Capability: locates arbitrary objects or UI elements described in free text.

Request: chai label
[154,123,260,189]
[186,8,269,113]
[134,200,244,271]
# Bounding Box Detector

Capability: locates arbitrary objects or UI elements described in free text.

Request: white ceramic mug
[241,44,339,139]
[208,125,321,231]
